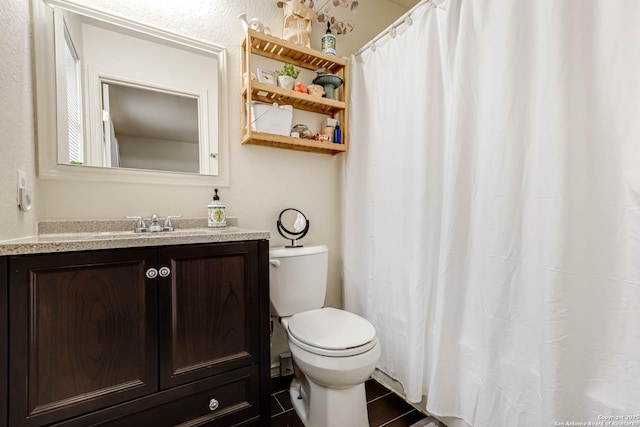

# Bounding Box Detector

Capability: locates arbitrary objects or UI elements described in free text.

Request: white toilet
[269,244,380,427]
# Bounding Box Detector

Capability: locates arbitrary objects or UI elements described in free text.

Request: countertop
[0,218,270,256]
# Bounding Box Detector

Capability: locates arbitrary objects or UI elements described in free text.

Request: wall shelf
[241,30,349,155]
[241,132,347,155]
[242,30,347,73]
[243,82,345,116]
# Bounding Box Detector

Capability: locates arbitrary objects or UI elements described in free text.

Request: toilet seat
[285,307,377,357]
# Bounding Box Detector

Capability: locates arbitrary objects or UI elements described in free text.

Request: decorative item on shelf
[207,189,226,229]
[257,67,277,86]
[306,84,324,97]
[277,0,317,48]
[321,22,336,56]
[320,125,335,142]
[276,0,357,45]
[323,117,338,127]
[238,13,272,35]
[312,67,343,99]
[295,81,308,93]
[292,124,313,138]
[276,63,300,90]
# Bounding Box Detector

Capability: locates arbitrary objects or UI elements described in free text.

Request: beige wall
[2,0,411,366]
[0,1,38,240]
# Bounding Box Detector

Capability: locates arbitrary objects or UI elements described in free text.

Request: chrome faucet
[126,214,182,233]
[149,213,162,232]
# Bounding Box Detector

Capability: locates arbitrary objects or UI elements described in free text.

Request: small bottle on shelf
[333,122,342,144]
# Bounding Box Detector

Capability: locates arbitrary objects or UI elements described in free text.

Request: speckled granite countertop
[0,218,270,256]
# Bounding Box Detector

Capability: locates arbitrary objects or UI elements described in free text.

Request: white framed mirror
[33,0,229,185]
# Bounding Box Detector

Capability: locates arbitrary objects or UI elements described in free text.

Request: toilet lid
[287,307,376,351]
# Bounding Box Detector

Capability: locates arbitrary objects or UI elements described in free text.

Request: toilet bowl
[269,245,380,427]
[282,308,380,427]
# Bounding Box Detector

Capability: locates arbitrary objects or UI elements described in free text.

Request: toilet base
[289,375,369,427]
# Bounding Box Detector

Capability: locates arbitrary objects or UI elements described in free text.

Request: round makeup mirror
[277,208,309,247]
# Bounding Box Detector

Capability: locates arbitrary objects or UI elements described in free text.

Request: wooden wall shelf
[243,30,347,73]
[241,30,349,155]
[243,82,345,116]
[241,132,347,155]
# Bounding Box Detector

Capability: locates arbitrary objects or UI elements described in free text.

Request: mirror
[100,82,199,173]
[277,208,310,247]
[33,0,229,183]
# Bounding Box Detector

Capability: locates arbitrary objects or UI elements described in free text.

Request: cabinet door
[9,249,158,427]
[158,242,260,389]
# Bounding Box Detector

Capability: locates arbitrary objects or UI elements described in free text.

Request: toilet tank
[269,245,328,317]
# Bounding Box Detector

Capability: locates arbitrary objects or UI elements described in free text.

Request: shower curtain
[344,1,640,426]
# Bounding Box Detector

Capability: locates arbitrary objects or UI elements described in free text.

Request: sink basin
[312,74,343,99]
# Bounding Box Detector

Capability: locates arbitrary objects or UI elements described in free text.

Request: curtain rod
[354,0,441,57]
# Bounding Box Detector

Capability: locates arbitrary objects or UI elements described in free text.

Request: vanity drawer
[96,365,260,427]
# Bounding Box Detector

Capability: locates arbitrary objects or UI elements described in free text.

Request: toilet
[269,244,380,427]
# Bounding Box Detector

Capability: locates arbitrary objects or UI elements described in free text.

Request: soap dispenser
[208,189,226,228]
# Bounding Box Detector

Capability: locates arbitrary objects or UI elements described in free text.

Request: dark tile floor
[271,375,447,427]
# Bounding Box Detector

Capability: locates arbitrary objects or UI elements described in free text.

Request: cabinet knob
[159,266,171,277]
[208,398,220,411]
[145,268,158,279]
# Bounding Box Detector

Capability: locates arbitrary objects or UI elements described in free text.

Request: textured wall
[17,0,410,364]
[0,1,38,241]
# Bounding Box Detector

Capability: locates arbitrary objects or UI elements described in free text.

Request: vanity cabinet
[0,258,7,427]
[241,30,349,155]
[4,240,269,427]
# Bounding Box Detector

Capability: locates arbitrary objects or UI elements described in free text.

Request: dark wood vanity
[0,239,270,427]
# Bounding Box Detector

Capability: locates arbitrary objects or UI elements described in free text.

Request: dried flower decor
[277,0,358,35]
[315,0,358,34]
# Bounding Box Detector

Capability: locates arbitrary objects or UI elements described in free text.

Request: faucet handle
[126,216,147,233]
[163,215,182,231]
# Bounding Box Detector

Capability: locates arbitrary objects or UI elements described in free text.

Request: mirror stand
[276,208,309,247]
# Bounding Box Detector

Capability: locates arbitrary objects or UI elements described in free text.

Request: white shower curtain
[344,1,640,426]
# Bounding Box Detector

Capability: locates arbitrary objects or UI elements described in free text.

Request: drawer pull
[146,268,158,279]
[208,398,220,411]
[159,266,171,277]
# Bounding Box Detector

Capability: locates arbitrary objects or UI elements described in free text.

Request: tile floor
[270,376,447,427]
